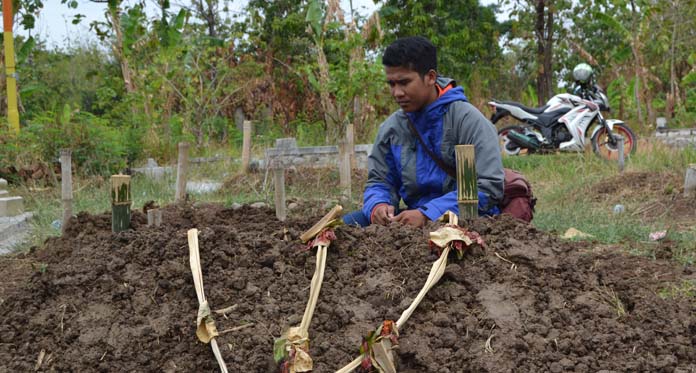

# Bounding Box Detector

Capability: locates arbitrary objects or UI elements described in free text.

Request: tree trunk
[534,0,553,106]
[629,0,645,127]
[107,4,136,94]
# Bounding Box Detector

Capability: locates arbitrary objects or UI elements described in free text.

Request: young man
[344,36,504,228]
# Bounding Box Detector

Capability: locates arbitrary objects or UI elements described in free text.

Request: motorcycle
[489,85,636,160]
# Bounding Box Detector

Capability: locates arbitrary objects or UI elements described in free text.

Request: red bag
[501,169,536,222]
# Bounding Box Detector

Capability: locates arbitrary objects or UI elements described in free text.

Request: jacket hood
[406,76,468,128]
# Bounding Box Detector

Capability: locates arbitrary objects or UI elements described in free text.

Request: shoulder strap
[405,115,456,178]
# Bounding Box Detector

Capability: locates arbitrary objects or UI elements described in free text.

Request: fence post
[60,149,73,234]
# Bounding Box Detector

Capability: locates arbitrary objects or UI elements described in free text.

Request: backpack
[501,168,536,222]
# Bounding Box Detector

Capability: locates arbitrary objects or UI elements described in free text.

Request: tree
[378,0,503,86]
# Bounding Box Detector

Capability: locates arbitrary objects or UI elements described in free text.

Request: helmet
[572,63,593,84]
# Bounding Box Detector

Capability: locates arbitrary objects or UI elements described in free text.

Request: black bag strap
[405,115,456,178]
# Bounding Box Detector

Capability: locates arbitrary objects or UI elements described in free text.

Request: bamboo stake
[273,166,286,221]
[187,229,228,373]
[336,247,452,373]
[147,208,162,227]
[455,145,477,223]
[111,175,131,233]
[336,213,460,373]
[300,244,328,336]
[685,164,696,197]
[346,122,356,170]
[175,142,189,202]
[278,206,342,372]
[60,149,73,234]
[241,121,252,173]
[616,135,625,173]
[338,140,351,206]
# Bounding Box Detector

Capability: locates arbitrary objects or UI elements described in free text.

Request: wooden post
[147,208,162,227]
[60,149,73,234]
[241,120,252,173]
[346,122,356,170]
[455,145,478,223]
[684,164,696,197]
[338,140,352,207]
[111,174,131,233]
[273,164,286,221]
[616,135,625,173]
[175,142,189,202]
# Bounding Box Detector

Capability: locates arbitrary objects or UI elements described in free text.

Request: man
[343,36,504,228]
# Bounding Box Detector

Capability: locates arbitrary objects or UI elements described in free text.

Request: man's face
[385,65,437,113]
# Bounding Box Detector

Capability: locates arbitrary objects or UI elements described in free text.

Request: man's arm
[362,123,401,223]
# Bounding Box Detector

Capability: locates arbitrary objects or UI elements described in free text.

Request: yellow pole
[3,0,20,134]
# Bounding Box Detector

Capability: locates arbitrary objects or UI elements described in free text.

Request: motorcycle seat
[494,100,549,114]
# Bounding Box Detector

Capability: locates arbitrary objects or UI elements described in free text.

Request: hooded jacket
[362,76,504,223]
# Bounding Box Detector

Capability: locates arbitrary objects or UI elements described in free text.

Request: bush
[3,105,128,175]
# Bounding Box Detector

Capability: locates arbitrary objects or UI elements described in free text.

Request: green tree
[378,0,503,86]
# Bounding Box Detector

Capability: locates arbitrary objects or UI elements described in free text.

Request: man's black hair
[382,36,437,77]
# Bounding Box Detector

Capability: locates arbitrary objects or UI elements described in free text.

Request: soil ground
[591,171,696,228]
[1,203,695,372]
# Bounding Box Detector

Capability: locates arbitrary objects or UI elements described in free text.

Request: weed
[596,286,627,318]
[657,280,696,300]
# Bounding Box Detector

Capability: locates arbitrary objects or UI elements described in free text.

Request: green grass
[503,141,696,264]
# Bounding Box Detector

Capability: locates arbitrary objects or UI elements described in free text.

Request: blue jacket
[362,77,504,223]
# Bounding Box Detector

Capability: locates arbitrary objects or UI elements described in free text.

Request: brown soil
[591,171,696,226]
[1,205,695,372]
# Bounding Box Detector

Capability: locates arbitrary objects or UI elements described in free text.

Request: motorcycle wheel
[591,123,637,160]
[498,125,525,156]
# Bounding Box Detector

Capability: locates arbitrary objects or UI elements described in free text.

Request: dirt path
[1,204,694,372]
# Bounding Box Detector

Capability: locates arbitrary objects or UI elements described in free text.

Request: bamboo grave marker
[111,174,131,233]
[336,212,480,373]
[60,149,73,234]
[455,145,478,223]
[241,120,252,173]
[187,229,229,373]
[147,209,162,227]
[684,164,696,197]
[276,205,343,372]
[338,140,351,207]
[616,135,625,173]
[273,165,286,222]
[175,142,189,202]
[272,138,298,222]
[346,122,355,170]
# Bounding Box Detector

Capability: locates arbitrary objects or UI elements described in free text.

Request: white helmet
[572,63,593,84]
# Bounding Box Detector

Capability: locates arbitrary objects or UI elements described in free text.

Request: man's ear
[424,69,437,86]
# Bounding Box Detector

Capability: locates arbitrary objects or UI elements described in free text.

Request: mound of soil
[1,204,695,372]
[592,171,696,226]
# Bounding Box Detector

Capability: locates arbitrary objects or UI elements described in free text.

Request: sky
[19,0,380,49]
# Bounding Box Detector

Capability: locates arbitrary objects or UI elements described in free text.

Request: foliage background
[1,0,695,174]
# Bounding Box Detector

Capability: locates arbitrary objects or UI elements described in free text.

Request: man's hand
[392,209,428,228]
[371,203,395,225]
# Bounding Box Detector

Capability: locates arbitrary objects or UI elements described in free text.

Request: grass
[6,138,696,264]
[503,140,696,264]
[658,280,696,300]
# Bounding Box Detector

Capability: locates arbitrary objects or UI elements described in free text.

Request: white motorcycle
[489,87,637,160]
